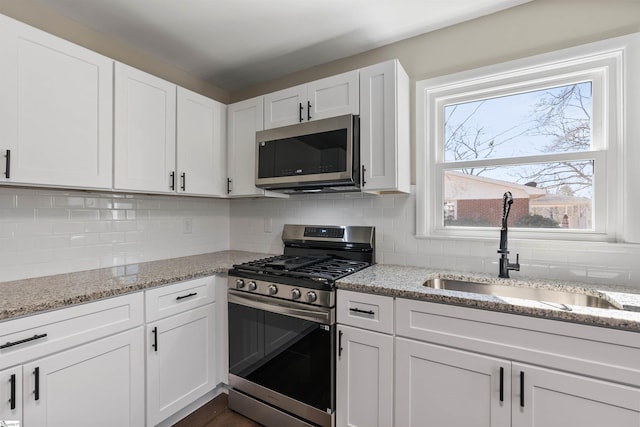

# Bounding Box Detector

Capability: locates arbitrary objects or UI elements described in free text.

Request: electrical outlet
[183,218,193,234]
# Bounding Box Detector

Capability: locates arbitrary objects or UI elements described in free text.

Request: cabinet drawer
[337,290,393,334]
[145,276,215,322]
[0,293,143,370]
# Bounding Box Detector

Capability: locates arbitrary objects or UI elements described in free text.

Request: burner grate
[232,255,370,282]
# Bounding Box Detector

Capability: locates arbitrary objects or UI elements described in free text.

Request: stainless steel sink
[423,278,618,310]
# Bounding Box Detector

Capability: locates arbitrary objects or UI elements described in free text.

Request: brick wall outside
[457,198,530,227]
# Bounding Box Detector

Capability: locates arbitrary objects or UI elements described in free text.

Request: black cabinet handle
[9,373,16,410]
[152,327,158,352]
[169,171,175,190]
[227,178,232,194]
[349,307,375,316]
[499,367,504,402]
[338,330,343,357]
[180,172,186,191]
[362,165,366,186]
[307,101,312,121]
[33,367,40,401]
[4,149,10,179]
[520,371,525,407]
[0,333,48,349]
[299,103,304,122]
[176,292,197,301]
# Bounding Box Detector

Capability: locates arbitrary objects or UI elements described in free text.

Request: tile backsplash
[2,185,639,290]
[229,187,640,290]
[0,187,229,282]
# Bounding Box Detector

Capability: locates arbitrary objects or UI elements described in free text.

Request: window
[416,34,640,242]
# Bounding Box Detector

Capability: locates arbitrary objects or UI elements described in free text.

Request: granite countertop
[337,265,640,332]
[0,250,269,321]
[3,251,640,332]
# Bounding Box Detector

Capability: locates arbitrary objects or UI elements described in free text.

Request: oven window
[228,302,334,412]
[258,129,348,178]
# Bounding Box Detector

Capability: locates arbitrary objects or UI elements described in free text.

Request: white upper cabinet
[0,15,113,189]
[177,87,227,197]
[264,70,359,129]
[359,59,410,194]
[114,63,177,194]
[227,96,287,198]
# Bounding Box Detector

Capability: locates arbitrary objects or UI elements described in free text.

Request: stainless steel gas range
[227,224,375,427]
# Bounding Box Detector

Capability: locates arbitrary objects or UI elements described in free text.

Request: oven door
[227,289,335,427]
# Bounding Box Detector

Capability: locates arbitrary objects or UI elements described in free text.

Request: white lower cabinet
[0,293,145,427]
[336,290,394,427]
[336,292,640,427]
[144,276,218,427]
[395,338,510,427]
[336,324,393,427]
[512,363,640,427]
[0,366,22,424]
[22,328,144,427]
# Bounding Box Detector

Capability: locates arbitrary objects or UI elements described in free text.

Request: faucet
[498,191,520,278]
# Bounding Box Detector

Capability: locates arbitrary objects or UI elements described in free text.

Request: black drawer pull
[152,327,158,352]
[338,330,343,357]
[227,178,232,194]
[176,292,197,301]
[4,149,10,179]
[299,102,304,122]
[349,307,375,316]
[0,333,48,349]
[10,373,16,410]
[33,367,40,401]
[180,172,186,191]
[361,165,366,186]
[169,171,175,190]
[307,101,312,120]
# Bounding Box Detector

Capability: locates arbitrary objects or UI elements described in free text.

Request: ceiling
[32,0,531,92]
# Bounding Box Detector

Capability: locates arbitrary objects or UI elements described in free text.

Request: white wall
[0,187,229,282]
[229,188,640,289]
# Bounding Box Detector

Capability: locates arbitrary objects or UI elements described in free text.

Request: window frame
[416,36,631,243]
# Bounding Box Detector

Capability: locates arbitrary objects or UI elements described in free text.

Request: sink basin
[423,278,618,310]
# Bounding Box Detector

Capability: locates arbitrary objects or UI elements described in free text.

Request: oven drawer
[145,276,215,322]
[337,289,394,334]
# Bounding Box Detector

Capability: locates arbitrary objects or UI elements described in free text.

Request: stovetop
[230,254,371,284]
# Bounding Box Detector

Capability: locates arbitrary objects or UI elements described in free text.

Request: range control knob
[291,288,301,300]
[268,284,278,296]
[235,279,245,289]
[248,281,257,291]
[306,291,317,303]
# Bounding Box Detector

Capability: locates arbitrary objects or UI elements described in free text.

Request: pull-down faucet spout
[498,192,520,278]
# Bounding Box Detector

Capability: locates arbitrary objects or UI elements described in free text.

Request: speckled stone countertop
[337,265,640,332]
[0,251,269,321]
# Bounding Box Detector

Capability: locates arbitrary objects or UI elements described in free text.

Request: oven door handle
[228,290,334,324]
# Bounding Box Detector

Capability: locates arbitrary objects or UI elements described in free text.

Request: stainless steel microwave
[255,114,360,193]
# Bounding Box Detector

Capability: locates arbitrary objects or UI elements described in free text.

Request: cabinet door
[263,85,307,129]
[307,70,359,121]
[0,366,22,425]
[395,337,510,427]
[177,87,227,196]
[114,63,176,193]
[359,59,410,193]
[146,304,216,427]
[512,363,640,427]
[337,325,393,427]
[0,15,113,189]
[22,327,144,427]
[227,96,284,198]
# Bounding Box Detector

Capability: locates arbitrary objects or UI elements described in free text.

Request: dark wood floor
[172,393,262,427]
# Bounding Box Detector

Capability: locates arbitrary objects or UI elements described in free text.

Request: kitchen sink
[423,278,619,310]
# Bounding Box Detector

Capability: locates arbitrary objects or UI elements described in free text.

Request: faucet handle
[510,253,521,271]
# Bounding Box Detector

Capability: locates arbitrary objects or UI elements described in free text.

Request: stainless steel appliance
[227,224,375,427]
[255,114,360,193]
